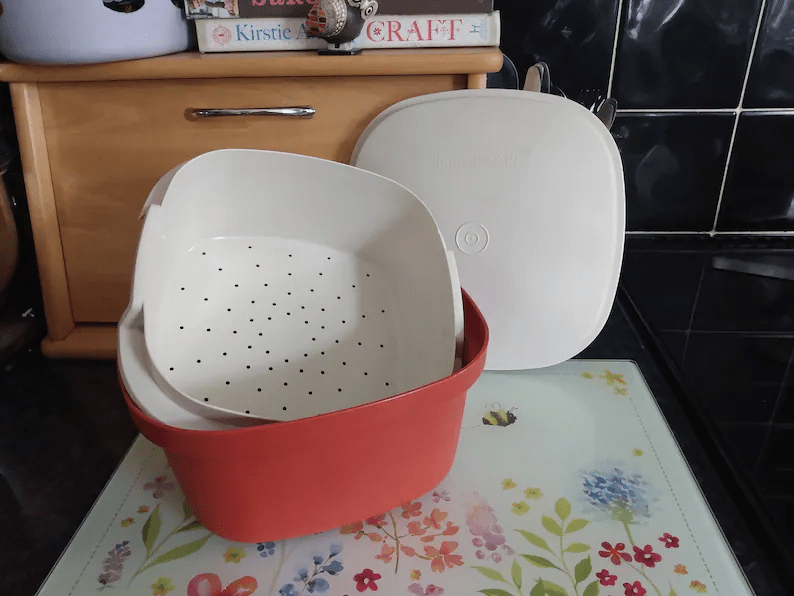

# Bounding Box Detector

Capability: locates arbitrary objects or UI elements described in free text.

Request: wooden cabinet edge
[0,48,503,83]
[467,72,487,89]
[41,325,118,359]
[10,83,75,341]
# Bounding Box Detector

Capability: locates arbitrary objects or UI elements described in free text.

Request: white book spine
[195,11,500,52]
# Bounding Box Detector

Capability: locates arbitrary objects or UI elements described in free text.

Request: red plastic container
[121,290,488,543]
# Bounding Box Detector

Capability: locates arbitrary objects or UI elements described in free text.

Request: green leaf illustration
[582,580,600,596]
[142,505,161,558]
[144,534,211,570]
[563,543,590,553]
[520,554,560,570]
[516,530,553,553]
[529,581,545,596]
[511,560,522,590]
[668,587,677,596]
[182,501,193,520]
[472,566,507,583]
[175,520,204,533]
[542,580,569,596]
[564,518,590,533]
[574,556,592,585]
[541,515,563,537]
[555,498,571,521]
[478,590,513,596]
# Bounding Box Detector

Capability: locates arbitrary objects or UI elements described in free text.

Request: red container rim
[122,289,489,456]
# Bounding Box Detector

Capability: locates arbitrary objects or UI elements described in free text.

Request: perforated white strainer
[120,149,462,426]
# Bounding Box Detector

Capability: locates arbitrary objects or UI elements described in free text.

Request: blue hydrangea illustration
[279,544,342,596]
[323,560,343,575]
[257,541,277,558]
[307,577,330,593]
[581,467,655,524]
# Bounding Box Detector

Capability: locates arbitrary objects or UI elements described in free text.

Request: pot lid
[352,89,625,370]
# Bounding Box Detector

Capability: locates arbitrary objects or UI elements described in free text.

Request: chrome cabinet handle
[185,107,316,120]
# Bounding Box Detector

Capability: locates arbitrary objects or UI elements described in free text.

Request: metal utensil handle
[186,107,316,119]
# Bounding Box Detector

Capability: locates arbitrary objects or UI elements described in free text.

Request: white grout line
[625,230,794,236]
[740,0,768,112]
[624,231,707,235]
[742,107,794,114]
[710,0,767,232]
[709,112,741,231]
[617,108,737,114]
[606,0,624,98]
[617,107,794,115]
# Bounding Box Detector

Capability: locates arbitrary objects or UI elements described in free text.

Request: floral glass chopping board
[38,361,753,596]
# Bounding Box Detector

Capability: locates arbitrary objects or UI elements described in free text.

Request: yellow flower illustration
[523,487,543,500]
[599,370,626,386]
[674,564,688,574]
[632,448,644,457]
[120,517,135,527]
[511,501,530,516]
[151,577,175,596]
[615,387,629,395]
[690,580,707,593]
[501,478,517,490]
[223,546,247,563]
[410,569,422,580]
[138,506,150,514]
[582,372,594,379]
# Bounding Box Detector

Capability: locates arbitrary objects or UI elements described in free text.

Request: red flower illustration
[402,502,423,519]
[143,476,175,499]
[340,520,365,538]
[623,581,647,596]
[598,542,632,565]
[366,514,387,528]
[354,569,382,592]
[633,544,662,568]
[407,521,426,536]
[424,509,447,529]
[401,545,417,557]
[187,573,257,596]
[424,541,463,573]
[375,544,395,563]
[432,489,451,503]
[596,569,617,586]
[441,522,459,536]
[659,533,680,548]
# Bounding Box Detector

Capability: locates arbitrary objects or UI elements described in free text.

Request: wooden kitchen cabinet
[0,48,502,358]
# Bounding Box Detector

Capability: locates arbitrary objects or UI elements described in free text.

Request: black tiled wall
[494,0,794,232]
[622,237,794,557]
[492,0,794,558]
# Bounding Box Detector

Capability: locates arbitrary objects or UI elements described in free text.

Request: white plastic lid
[352,90,625,370]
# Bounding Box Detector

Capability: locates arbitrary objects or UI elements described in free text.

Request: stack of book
[184,0,499,53]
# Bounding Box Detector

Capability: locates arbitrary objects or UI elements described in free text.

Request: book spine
[185,0,493,19]
[195,12,500,52]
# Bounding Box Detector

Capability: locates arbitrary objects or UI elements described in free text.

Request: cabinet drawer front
[38,75,464,323]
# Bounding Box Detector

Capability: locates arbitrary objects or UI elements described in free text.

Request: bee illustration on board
[482,402,517,427]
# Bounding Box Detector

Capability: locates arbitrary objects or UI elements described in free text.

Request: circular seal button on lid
[352,89,625,370]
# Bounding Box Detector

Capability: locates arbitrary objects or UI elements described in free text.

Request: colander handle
[185,107,316,120]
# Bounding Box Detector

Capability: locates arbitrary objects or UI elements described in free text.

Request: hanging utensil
[595,97,617,130]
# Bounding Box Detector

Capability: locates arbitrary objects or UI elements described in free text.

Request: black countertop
[0,289,791,596]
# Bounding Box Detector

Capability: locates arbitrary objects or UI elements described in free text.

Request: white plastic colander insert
[121,149,463,425]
